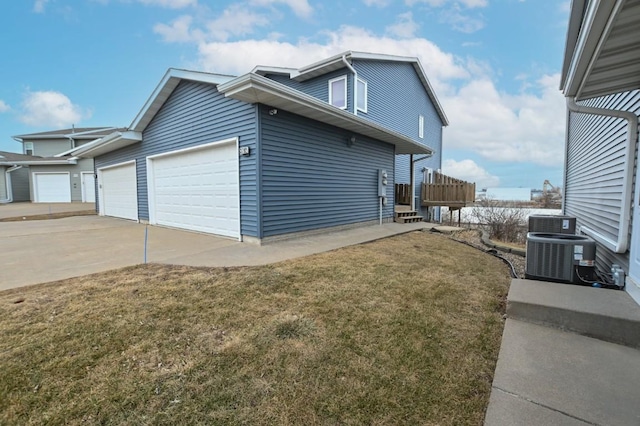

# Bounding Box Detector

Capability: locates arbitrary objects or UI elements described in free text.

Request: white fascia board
[129,68,237,133]
[71,131,143,158]
[251,66,296,76]
[562,0,619,98]
[0,159,77,166]
[410,60,449,126]
[218,73,433,155]
[63,127,118,139]
[291,52,350,80]
[55,139,103,157]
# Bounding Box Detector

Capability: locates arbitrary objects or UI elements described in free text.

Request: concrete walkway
[0,216,438,291]
[485,279,640,425]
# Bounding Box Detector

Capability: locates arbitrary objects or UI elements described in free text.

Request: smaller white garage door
[148,140,240,238]
[33,173,71,203]
[98,161,138,221]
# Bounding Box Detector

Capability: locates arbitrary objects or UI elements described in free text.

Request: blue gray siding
[264,69,353,112]
[94,81,259,237]
[259,105,395,237]
[565,90,640,272]
[10,167,30,202]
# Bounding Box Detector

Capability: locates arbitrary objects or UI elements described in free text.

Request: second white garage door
[147,140,240,238]
[98,161,138,221]
[33,173,71,202]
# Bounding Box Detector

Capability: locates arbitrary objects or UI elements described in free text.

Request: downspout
[341,55,357,116]
[1,165,23,204]
[566,97,639,253]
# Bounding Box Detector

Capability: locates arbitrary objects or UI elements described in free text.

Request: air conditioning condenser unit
[525,232,596,284]
[528,215,576,234]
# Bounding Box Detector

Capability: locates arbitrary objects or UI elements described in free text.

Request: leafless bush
[471,198,527,244]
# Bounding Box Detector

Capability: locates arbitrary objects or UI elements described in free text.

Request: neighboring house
[560,0,640,304]
[10,127,118,203]
[71,51,447,243]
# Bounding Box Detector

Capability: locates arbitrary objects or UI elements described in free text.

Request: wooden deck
[421,172,475,209]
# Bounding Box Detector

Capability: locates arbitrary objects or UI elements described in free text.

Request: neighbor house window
[419,115,424,139]
[24,142,34,155]
[329,75,347,109]
[356,77,367,113]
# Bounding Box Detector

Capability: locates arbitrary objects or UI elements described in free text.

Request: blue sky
[0,0,570,189]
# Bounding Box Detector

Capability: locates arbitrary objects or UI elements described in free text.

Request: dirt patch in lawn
[0,231,510,425]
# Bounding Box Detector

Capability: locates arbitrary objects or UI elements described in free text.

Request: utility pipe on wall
[0,165,23,204]
[566,97,639,253]
[341,55,358,116]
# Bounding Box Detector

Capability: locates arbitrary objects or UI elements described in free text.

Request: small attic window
[356,77,367,113]
[24,142,34,156]
[329,75,347,109]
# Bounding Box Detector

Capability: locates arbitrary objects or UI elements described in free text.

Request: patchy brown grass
[0,231,510,425]
[0,210,96,222]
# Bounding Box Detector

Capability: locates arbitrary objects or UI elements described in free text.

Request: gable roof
[252,51,449,126]
[13,127,119,141]
[561,0,640,100]
[73,65,435,157]
[0,151,76,165]
[218,73,433,155]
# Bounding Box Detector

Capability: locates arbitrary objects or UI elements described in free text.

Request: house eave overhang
[218,73,434,155]
[70,131,143,158]
[129,68,237,133]
[561,0,640,100]
[0,159,77,166]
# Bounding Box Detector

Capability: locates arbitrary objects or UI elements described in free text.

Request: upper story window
[356,78,367,113]
[24,142,34,156]
[419,115,424,139]
[329,75,347,109]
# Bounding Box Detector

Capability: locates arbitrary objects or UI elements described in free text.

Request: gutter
[0,165,23,204]
[567,97,639,253]
[341,54,358,116]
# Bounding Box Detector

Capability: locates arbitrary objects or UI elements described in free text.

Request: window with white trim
[356,77,367,113]
[24,142,34,156]
[329,75,347,109]
[419,115,424,139]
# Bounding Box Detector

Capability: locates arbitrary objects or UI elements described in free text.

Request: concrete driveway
[0,215,434,291]
[0,202,96,219]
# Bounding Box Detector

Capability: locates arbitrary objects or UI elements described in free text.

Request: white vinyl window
[24,142,34,155]
[329,75,347,109]
[356,77,367,113]
[419,115,424,139]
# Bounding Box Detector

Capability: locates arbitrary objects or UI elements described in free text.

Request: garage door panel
[34,173,71,203]
[150,142,239,238]
[100,162,138,221]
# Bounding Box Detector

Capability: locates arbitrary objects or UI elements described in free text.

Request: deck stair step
[507,278,640,349]
[395,211,423,223]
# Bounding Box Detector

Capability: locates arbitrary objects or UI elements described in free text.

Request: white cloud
[441,73,566,166]
[363,0,392,6]
[19,91,90,128]
[195,25,469,90]
[442,159,500,188]
[33,0,49,13]
[205,5,270,41]
[154,15,201,42]
[406,0,487,8]
[385,12,420,39]
[439,7,485,33]
[137,0,197,8]
[0,100,10,113]
[250,0,313,18]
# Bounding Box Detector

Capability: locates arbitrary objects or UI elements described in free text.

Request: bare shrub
[471,198,527,244]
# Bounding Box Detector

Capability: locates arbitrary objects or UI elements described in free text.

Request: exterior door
[81,172,96,203]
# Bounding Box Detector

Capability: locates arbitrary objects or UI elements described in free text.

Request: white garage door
[99,161,138,221]
[148,140,239,238]
[33,173,71,203]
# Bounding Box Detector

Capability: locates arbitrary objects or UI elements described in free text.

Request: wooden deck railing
[395,183,412,205]
[421,172,475,208]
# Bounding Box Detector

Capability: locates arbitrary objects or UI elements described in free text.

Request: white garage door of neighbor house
[34,173,71,203]
[148,141,240,238]
[99,162,138,221]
